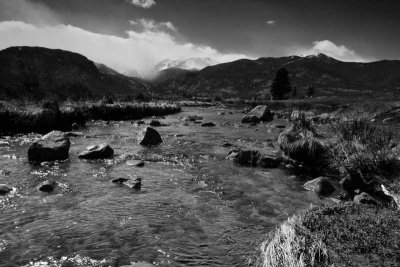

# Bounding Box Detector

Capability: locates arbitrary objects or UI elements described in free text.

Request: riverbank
[0,100,181,135]
[259,106,400,267]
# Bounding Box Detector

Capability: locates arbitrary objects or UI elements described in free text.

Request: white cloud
[293,40,373,62]
[126,0,156,9]
[0,21,247,76]
[129,18,177,32]
[266,20,276,25]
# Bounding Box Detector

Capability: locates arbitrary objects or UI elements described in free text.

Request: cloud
[294,40,373,62]
[126,0,156,9]
[0,0,60,25]
[129,18,177,32]
[0,21,247,76]
[266,20,276,25]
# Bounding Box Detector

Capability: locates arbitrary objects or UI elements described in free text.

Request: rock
[64,131,83,137]
[38,180,57,193]
[241,115,260,124]
[383,117,394,123]
[138,127,163,146]
[78,144,114,159]
[303,177,335,196]
[339,191,353,201]
[111,177,142,189]
[227,149,260,166]
[137,120,145,125]
[218,112,225,115]
[339,175,366,192]
[258,155,282,168]
[150,120,162,127]
[127,160,145,167]
[28,131,70,163]
[242,105,274,124]
[201,122,216,127]
[181,115,203,122]
[274,125,286,129]
[221,142,234,147]
[71,123,81,130]
[354,192,378,205]
[0,184,13,195]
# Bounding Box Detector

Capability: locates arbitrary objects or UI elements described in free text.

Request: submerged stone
[201,122,216,127]
[0,184,13,195]
[38,180,57,193]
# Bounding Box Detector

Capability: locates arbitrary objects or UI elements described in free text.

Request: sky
[0,0,399,75]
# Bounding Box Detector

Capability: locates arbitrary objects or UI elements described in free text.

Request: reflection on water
[0,107,323,266]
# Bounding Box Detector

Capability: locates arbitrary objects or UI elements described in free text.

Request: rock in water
[227,149,260,166]
[138,127,162,146]
[78,144,114,159]
[149,120,162,127]
[38,180,57,192]
[303,177,335,196]
[126,160,145,167]
[201,122,216,127]
[241,105,274,123]
[258,155,282,168]
[28,131,70,163]
[0,184,13,195]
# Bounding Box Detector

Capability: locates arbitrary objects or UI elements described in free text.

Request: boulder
[127,160,145,167]
[303,177,335,196]
[0,184,13,195]
[79,144,114,159]
[28,131,70,163]
[138,127,163,146]
[241,115,260,124]
[201,122,216,127]
[227,149,260,166]
[242,105,274,123]
[149,120,162,127]
[38,180,57,193]
[258,155,282,168]
[354,192,378,206]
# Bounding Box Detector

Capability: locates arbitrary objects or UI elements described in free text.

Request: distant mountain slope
[151,53,400,98]
[154,57,216,72]
[0,46,148,100]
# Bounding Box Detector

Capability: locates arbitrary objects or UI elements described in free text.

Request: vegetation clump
[260,204,400,267]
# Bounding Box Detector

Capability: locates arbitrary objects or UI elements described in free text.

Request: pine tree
[307,86,315,98]
[271,68,292,100]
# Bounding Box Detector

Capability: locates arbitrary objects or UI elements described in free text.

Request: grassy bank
[0,100,181,135]
[262,107,400,266]
[260,204,400,267]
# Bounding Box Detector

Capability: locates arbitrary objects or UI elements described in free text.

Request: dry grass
[260,214,329,267]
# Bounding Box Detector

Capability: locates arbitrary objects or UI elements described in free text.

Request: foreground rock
[79,144,114,159]
[241,105,274,123]
[138,127,163,146]
[28,131,70,163]
[38,180,57,193]
[0,184,13,195]
[303,177,335,196]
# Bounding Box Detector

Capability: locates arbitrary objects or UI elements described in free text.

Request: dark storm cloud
[0,0,399,72]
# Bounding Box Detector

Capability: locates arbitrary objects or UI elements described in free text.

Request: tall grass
[0,101,181,135]
[329,119,400,184]
[260,214,329,267]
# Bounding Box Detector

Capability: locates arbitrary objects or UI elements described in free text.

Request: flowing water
[0,107,324,267]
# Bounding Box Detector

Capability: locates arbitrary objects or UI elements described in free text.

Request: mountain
[150,53,400,99]
[0,46,148,100]
[153,57,217,73]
